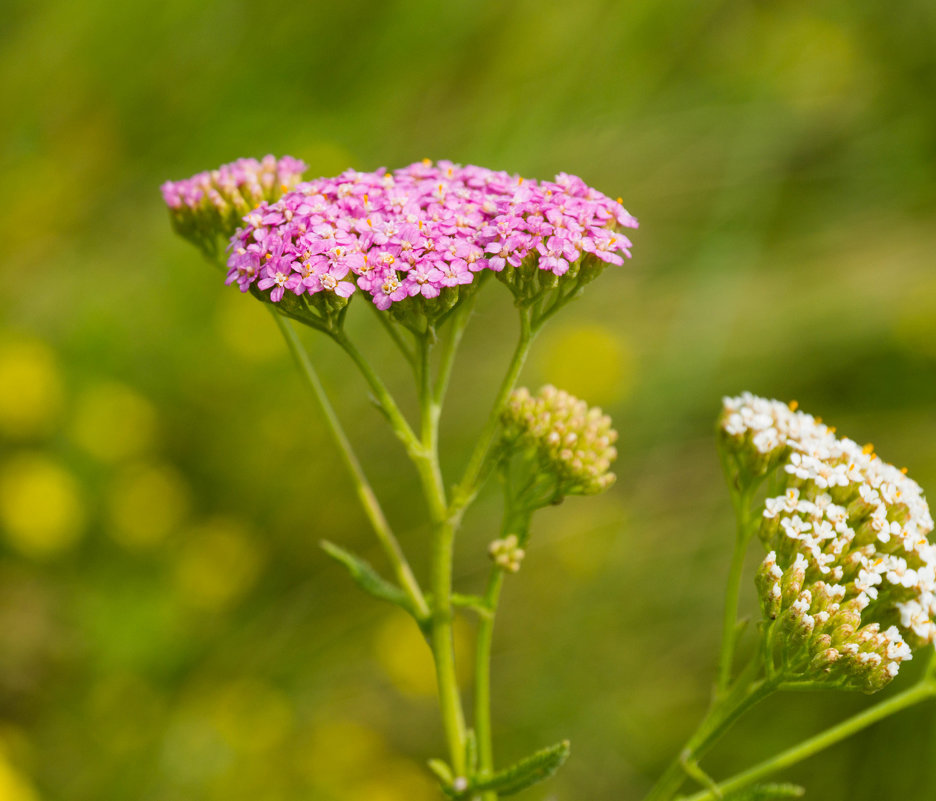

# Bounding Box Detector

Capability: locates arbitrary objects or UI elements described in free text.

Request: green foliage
[320,540,413,614]
[472,740,571,797]
[427,758,455,787]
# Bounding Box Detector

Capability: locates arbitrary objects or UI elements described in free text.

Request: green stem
[475,568,505,801]
[331,330,423,458]
[531,272,586,330]
[680,679,936,801]
[717,482,756,695]
[271,312,429,620]
[430,517,468,777]
[453,306,535,513]
[416,336,449,521]
[474,494,532,801]
[644,675,779,801]
[415,332,468,778]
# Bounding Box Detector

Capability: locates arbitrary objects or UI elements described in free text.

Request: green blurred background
[2,0,936,798]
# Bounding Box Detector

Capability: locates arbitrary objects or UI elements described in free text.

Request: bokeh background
[2,1,936,799]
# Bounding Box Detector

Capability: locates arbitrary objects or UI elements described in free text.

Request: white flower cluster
[502,386,617,497]
[722,392,935,691]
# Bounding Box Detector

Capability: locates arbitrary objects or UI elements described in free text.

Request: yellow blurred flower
[174,518,263,610]
[538,324,634,407]
[0,338,63,440]
[0,452,84,558]
[374,612,473,697]
[0,749,39,801]
[106,461,189,549]
[70,381,157,463]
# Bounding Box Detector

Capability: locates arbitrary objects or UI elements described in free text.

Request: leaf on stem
[427,758,455,787]
[472,739,571,796]
[320,540,413,614]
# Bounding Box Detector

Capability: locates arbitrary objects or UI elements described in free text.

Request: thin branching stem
[453,305,535,514]
[271,311,429,620]
[416,331,469,777]
[717,479,757,695]
[330,329,423,457]
[679,678,936,801]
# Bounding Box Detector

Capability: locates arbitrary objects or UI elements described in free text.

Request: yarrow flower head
[223,159,637,329]
[162,155,307,253]
[501,385,618,500]
[720,392,936,692]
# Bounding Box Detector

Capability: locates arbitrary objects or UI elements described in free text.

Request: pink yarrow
[162,155,307,212]
[226,160,638,309]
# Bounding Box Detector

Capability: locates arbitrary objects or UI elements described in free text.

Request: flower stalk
[680,675,936,801]
[452,305,535,514]
[271,310,429,621]
[716,471,759,695]
[474,483,535,800]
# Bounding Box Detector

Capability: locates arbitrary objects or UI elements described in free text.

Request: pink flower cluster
[226,160,637,310]
[161,155,308,217]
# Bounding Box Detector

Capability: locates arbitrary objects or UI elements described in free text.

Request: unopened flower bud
[809,648,841,675]
[780,554,808,605]
[501,386,618,499]
[862,662,897,694]
[809,632,833,654]
[489,534,526,573]
[162,155,307,246]
[756,553,783,620]
[808,581,845,612]
[830,624,857,648]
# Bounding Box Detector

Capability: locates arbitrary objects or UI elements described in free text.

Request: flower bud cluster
[721,392,936,691]
[502,386,617,498]
[161,155,307,244]
[489,534,526,573]
[223,160,637,314]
